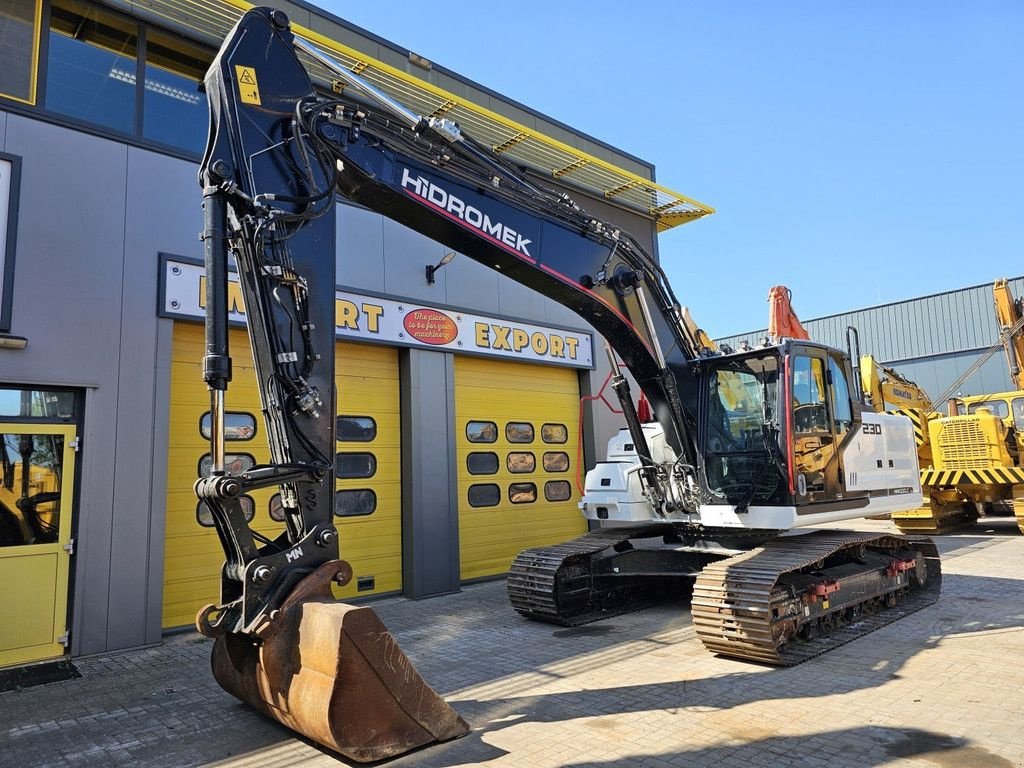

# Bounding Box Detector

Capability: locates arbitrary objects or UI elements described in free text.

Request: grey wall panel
[0,116,129,655]
[337,202,385,292]
[381,218,447,301]
[113,147,201,648]
[443,253,499,311]
[890,351,1013,404]
[146,317,174,643]
[400,349,460,597]
[544,299,584,328]
[0,111,7,149]
[497,278,547,324]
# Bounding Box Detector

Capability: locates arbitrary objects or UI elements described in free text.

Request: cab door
[790,351,835,502]
[789,348,863,507]
[0,425,77,667]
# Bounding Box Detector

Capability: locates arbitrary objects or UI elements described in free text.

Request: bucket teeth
[207,561,469,762]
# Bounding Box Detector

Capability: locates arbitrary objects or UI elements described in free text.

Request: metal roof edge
[718,275,1024,341]
[285,0,657,175]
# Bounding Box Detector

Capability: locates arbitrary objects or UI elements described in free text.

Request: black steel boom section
[197,7,708,633]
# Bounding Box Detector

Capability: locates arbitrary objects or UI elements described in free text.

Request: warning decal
[234,65,261,105]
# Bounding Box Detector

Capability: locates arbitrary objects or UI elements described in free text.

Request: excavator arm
[199,7,707,606]
[195,7,707,760]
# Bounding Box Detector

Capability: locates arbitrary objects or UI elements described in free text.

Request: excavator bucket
[205,563,469,762]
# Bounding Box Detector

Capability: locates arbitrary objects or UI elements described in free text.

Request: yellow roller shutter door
[455,356,587,580]
[162,323,401,629]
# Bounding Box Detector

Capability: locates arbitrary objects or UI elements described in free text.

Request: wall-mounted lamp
[0,334,27,350]
[426,251,456,285]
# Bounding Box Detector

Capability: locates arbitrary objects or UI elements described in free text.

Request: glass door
[0,425,77,667]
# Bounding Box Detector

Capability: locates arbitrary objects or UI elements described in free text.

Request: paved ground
[3,517,1024,768]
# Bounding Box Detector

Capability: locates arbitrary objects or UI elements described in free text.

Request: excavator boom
[994,277,1024,391]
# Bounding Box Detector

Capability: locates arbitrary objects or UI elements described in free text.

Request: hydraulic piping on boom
[195,8,941,761]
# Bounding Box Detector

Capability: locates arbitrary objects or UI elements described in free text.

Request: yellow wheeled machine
[892,278,1024,535]
[893,394,1024,535]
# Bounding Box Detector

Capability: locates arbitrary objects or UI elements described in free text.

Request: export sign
[160,257,593,368]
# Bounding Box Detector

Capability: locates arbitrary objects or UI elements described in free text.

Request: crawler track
[691,532,941,665]
[507,529,646,626]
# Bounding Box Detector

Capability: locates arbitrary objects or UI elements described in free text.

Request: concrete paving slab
[2,517,1023,767]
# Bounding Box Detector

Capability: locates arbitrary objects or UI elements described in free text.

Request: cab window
[1013,398,1024,432]
[828,358,853,437]
[967,400,1009,419]
[792,356,828,433]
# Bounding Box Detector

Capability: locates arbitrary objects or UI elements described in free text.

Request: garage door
[455,356,587,580]
[162,323,401,629]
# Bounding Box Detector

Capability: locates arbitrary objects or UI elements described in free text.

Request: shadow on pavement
[394,724,1013,768]
[383,570,1024,768]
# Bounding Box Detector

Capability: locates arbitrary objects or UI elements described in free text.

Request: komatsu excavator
[196,8,940,761]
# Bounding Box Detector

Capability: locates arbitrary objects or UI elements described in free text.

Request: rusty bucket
[207,562,469,762]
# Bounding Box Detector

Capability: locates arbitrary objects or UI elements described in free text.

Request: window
[46,0,138,133]
[508,482,537,504]
[506,451,535,473]
[506,422,534,443]
[200,411,256,440]
[0,153,21,332]
[335,452,376,479]
[38,0,215,153]
[466,421,497,443]
[0,387,76,419]
[196,496,254,528]
[702,354,783,505]
[268,493,285,522]
[468,483,500,508]
[0,432,64,547]
[1013,398,1024,432]
[541,423,568,444]
[197,453,255,478]
[0,0,41,104]
[466,452,498,475]
[792,356,829,433]
[543,452,569,472]
[967,400,1009,419]
[828,358,853,437]
[142,29,210,153]
[544,481,572,502]
[336,416,376,442]
[334,489,376,517]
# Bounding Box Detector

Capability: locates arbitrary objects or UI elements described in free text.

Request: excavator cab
[701,348,787,507]
[699,341,865,512]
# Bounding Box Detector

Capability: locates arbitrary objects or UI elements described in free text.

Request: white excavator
[194,8,939,760]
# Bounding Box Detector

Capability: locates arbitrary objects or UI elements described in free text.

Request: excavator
[892,278,1024,534]
[196,9,940,761]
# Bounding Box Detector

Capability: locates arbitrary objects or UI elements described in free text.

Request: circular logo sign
[403,309,458,345]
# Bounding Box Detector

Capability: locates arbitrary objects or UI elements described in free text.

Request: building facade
[717,278,1024,404]
[0,0,710,666]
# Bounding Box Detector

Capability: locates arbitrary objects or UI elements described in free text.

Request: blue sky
[320,2,1023,336]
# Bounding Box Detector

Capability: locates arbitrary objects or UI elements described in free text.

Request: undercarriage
[508,524,941,664]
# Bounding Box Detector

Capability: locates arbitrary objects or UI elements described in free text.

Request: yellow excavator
[892,278,1024,534]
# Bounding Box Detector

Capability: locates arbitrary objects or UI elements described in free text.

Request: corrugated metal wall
[716,277,1024,401]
